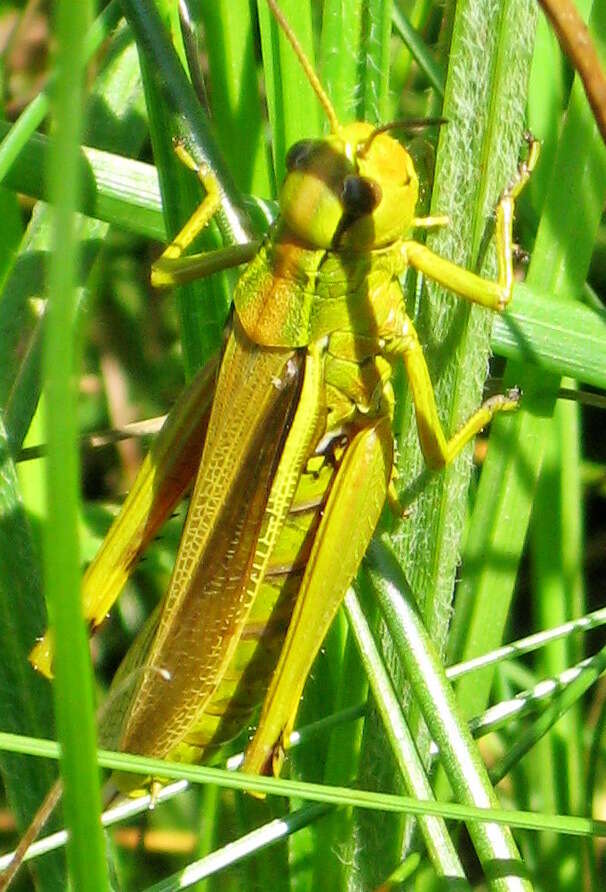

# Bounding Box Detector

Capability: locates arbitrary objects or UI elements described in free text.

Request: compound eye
[285,139,321,172]
[341,175,382,217]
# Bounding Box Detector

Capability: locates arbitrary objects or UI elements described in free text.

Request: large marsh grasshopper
[3,0,539,885]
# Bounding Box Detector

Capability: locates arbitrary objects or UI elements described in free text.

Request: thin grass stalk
[1,730,605,836]
[488,644,606,786]
[44,0,108,888]
[0,732,595,833]
[466,653,606,742]
[142,804,329,892]
[391,4,445,97]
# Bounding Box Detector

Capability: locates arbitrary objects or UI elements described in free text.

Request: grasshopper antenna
[358,117,448,156]
[266,0,340,133]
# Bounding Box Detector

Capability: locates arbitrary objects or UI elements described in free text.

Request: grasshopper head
[280,122,419,251]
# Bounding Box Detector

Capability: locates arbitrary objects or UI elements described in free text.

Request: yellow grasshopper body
[28,3,537,793]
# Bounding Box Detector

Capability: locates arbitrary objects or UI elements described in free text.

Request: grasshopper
[4,0,537,883]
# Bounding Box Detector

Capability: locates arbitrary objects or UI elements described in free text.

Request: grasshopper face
[280,121,419,251]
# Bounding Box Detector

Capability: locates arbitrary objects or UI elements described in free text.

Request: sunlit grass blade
[366,539,531,888]
[320,0,364,121]
[43,0,108,888]
[467,649,606,741]
[143,804,329,892]
[343,586,466,880]
[2,731,604,840]
[495,284,606,389]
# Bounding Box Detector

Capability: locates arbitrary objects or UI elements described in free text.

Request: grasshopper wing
[30,356,219,678]
[103,318,324,775]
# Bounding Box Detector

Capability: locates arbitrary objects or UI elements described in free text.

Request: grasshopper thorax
[280,121,419,252]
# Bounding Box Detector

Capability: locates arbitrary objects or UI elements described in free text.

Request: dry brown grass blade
[539,0,606,144]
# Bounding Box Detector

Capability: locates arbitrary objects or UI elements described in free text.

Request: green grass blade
[449,1,606,719]
[320,0,364,121]
[2,732,602,840]
[0,417,64,889]
[366,540,532,890]
[467,651,606,741]
[200,1,272,197]
[0,187,21,286]
[142,804,329,892]
[528,394,585,887]
[495,284,606,390]
[359,0,393,122]
[120,0,250,247]
[489,644,606,786]
[391,4,445,97]
[397,0,537,661]
[359,0,537,881]
[343,587,467,881]
[44,0,108,887]
[258,0,321,185]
